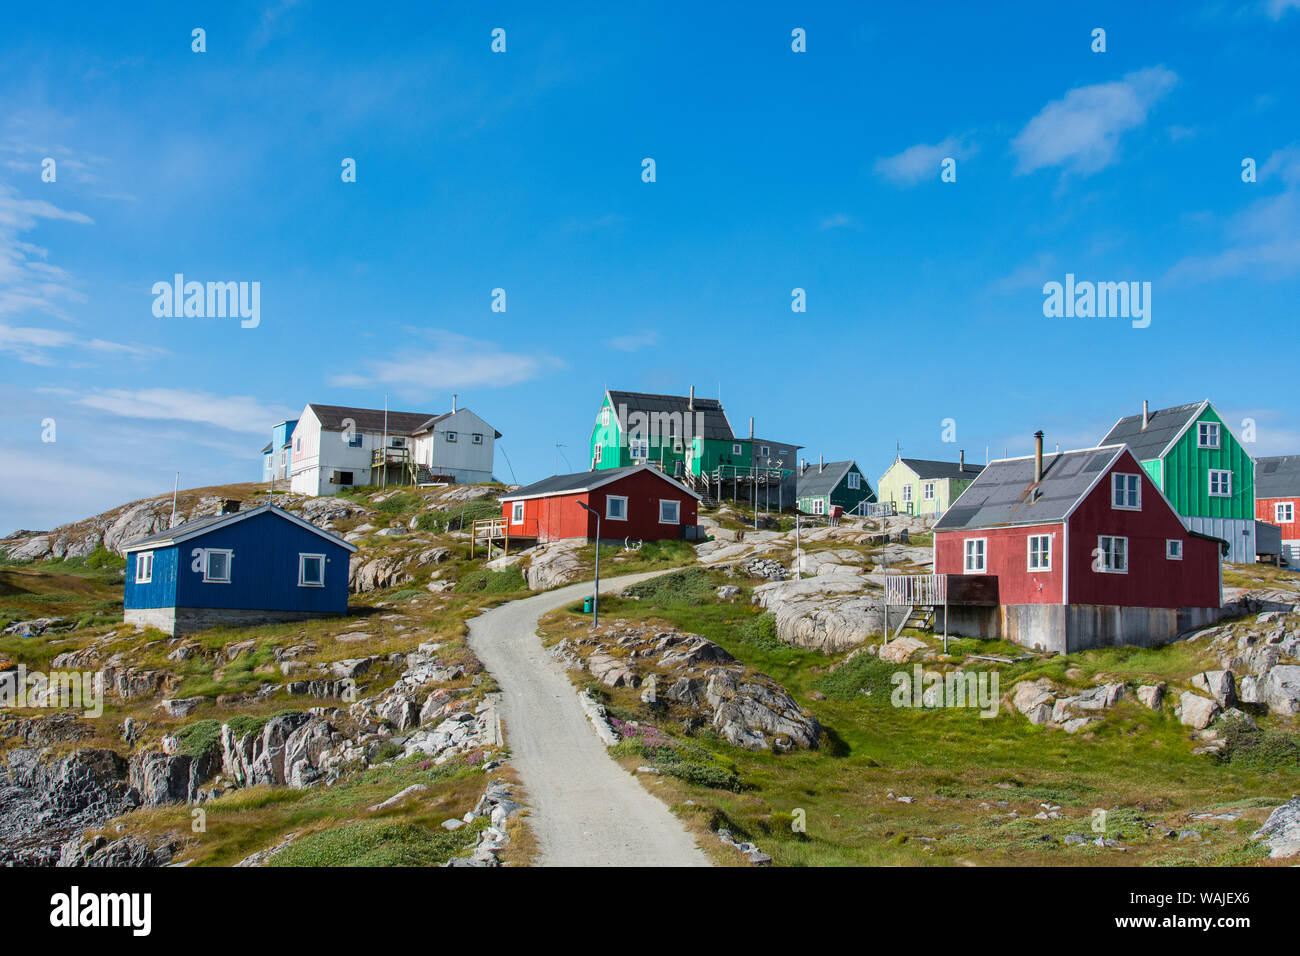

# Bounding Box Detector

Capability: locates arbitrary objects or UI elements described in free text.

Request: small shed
[499,465,701,544]
[122,504,357,636]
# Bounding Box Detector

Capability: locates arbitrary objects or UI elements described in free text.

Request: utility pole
[169,472,179,528]
[577,501,601,627]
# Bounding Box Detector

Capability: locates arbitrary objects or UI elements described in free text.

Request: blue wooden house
[261,418,298,483]
[122,503,356,635]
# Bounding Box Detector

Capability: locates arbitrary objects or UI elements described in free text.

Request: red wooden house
[499,465,701,544]
[1255,455,1300,566]
[931,434,1225,653]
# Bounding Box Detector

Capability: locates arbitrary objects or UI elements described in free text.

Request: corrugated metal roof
[1098,400,1205,461]
[796,460,854,497]
[500,464,701,502]
[606,390,734,441]
[899,457,985,480]
[1257,455,1300,498]
[933,445,1125,531]
[307,403,439,434]
[123,504,357,553]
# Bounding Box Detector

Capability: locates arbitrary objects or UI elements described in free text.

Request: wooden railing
[884,573,947,607]
[845,500,898,518]
[471,517,539,557]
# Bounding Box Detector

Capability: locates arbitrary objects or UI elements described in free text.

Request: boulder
[524,539,586,591]
[1011,679,1055,725]
[1191,670,1236,707]
[128,752,194,806]
[1178,692,1221,730]
[1136,683,1166,710]
[1252,796,1300,859]
[878,637,928,664]
[1262,665,1300,716]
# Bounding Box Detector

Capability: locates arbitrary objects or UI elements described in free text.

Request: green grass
[172,719,223,761]
[623,567,715,606]
[268,819,482,866]
[456,566,527,594]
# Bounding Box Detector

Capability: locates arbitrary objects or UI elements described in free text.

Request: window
[923,481,935,501]
[606,495,628,520]
[1098,535,1128,573]
[204,549,233,583]
[847,472,861,490]
[964,538,987,573]
[593,444,603,465]
[1276,502,1295,524]
[136,551,154,584]
[759,445,770,457]
[445,431,457,442]
[812,498,826,515]
[298,553,325,587]
[1166,539,1183,560]
[733,443,743,455]
[1111,473,1141,510]
[659,499,680,524]
[902,485,913,503]
[1209,469,1232,497]
[347,434,363,448]
[629,439,649,460]
[294,436,302,452]
[511,502,525,524]
[601,408,611,427]
[1028,535,1051,571]
[472,433,483,444]
[1198,422,1221,449]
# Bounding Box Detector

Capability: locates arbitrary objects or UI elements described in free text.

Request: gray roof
[123,504,357,553]
[500,464,700,502]
[934,445,1125,531]
[260,442,273,454]
[606,390,734,441]
[1256,455,1300,498]
[797,460,856,497]
[307,403,440,434]
[899,457,984,481]
[1099,400,1205,461]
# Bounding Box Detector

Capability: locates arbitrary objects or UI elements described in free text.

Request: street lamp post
[577,501,600,627]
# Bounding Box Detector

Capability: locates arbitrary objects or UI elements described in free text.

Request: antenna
[169,472,179,528]
[555,442,571,474]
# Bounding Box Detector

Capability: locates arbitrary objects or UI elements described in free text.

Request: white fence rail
[883,573,946,606]
[846,500,899,518]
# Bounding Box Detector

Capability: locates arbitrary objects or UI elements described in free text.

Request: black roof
[307,403,441,434]
[796,461,856,497]
[606,390,734,441]
[500,465,699,501]
[1099,401,1206,461]
[1257,455,1300,498]
[934,445,1125,531]
[899,457,984,481]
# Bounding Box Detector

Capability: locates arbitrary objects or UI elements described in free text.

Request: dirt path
[467,572,710,867]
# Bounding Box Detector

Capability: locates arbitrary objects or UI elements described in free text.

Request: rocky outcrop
[1177,692,1221,730]
[524,539,586,591]
[1262,665,1300,716]
[752,578,882,653]
[1252,796,1300,859]
[1011,679,1055,725]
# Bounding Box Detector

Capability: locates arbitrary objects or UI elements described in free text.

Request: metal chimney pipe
[688,385,694,411]
[1034,431,1044,484]
[749,416,754,439]
[452,393,457,413]
[959,449,965,472]
[819,454,823,474]
[1141,399,1149,430]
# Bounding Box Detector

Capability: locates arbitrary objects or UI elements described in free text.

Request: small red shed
[932,437,1225,653]
[1255,455,1300,565]
[499,465,701,544]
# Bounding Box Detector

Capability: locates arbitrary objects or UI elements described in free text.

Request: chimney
[799,458,807,476]
[221,499,241,515]
[818,454,824,474]
[688,385,694,411]
[1034,431,1044,484]
[452,394,458,413]
[959,449,965,473]
[749,417,754,439]
[1141,399,1149,430]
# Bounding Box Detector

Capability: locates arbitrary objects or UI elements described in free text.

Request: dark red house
[932,435,1224,653]
[499,465,701,544]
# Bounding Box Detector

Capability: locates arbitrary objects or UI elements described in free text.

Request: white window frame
[659,499,680,524]
[593,444,603,465]
[1166,539,1183,560]
[472,433,483,444]
[1276,501,1295,524]
[298,552,326,588]
[812,498,826,515]
[606,495,628,521]
[1097,535,1128,574]
[1027,534,1051,572]
[923,481,935,501]
[759,444,770,457]
[732,443,743,455]
[445,431,457,442]
[204,548,233,584]
[847,472,861,490]
[964,538,987,574]
[902,484,913,503]
[1111,473,1141,510]
[511,501,525,524]
[629,438,649,460]
[601,407,611,427]
[1209,469,1232,498]
[1198,422,1221,449]
[136,551,154,584]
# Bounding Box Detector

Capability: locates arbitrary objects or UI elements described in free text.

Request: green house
[1099,399,1255,562]
[590,388,740,477]
[795,460,876,516]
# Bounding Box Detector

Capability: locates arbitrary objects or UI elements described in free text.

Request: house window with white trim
[964,538,987,573]
[659,499,680,524]
[445,431,457,442]
[1198,422,1221,449]
[593,444,602,465]
[606,495,628,520]
[1166,539,1183,560]
[629,439,649,460]
[601,408,610,427]
[204,549,233,583]
[902,485,913,503]
[347,434,363,448]
[759,445,770,457]
[1111,473,1141,510]
[847,472,861,490]
[511,502,525,524]
[1275,502,1294,524]
[1098,535,1128,573]
[923,481,935,501]
[812,498,826,515]
[732,443,743,456]
[1027,535,1051,571]
[472,433,483,444]
[1209,469,1232,498]
[298,553,325,587]
[136,551,154,584]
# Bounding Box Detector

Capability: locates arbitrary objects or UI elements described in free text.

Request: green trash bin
[582,597,593,614]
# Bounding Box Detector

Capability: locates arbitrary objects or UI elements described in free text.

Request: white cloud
[606,330,660,351]
[1267,0,1300,19]
[330,331,562,395]
[0,185,93,323]
[75,388,298,434]
[1012,67,1177,176]
[0,322,165,365]
[874,136,973,187]
[988,252,1057,294]
[818,212,858,230]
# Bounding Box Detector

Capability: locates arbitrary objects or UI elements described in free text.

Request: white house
[288,401,499,496]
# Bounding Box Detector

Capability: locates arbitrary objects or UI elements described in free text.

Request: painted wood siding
[1160,406,1254,520]
[123,545,181,610]
[504,471,698,543]
[935,522,1065,604]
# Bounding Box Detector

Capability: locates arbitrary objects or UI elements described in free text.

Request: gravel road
[467,572,710,867]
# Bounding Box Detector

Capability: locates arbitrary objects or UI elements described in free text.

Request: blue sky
[2,0,1299,534]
